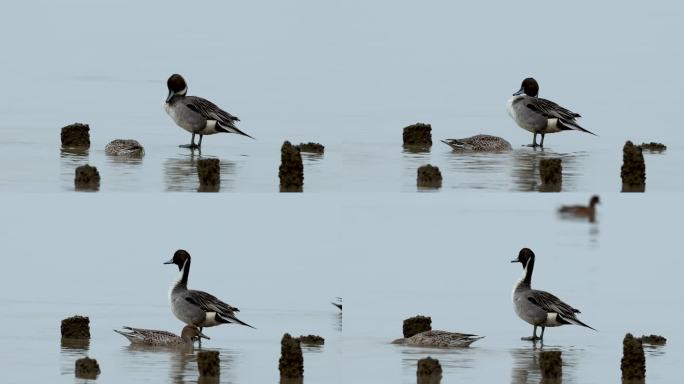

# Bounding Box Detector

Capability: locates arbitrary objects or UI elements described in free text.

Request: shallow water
[0,194,680,383]
[2,1,683,192]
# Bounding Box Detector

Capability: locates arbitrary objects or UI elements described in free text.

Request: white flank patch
[546,118,561,133]
[545,312,562,327]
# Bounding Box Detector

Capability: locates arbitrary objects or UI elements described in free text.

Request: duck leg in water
[521,325,544,341]
[180,133,200,150]
[527,133,540,148]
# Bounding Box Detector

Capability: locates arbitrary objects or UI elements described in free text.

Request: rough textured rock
[539,351,562,379]
[74,165,101,191]
[403,123,432,147]
[621,141,646,192]
[417,165,442,188]
[297,335,325,345]
[403,315,432,338]
[61,316,90,339]
[539,158,562,192]
[279,141,304,192]
[639,334,666,346]
[197,158,220,192]
[61,123,90,149]
[197,351,220,377]
[621,333,645,381]
[279,333,304,379]
[105,139,144,157]
[75,357,100,379]
[417,357,442,384]
[639,142,666,152]
[296,142,325,154]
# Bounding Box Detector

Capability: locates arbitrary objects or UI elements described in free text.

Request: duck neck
[175,258,191,289]
[516,258,534,291]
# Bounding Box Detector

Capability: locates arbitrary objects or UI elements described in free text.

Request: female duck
[114,325,208,346]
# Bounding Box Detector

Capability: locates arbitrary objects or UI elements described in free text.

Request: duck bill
[165,90,175,103]
[512,87,524,96]
[163,258,174,265]
[510,259,520,263]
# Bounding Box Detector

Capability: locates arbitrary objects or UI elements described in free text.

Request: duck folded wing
[185,290,240,314]
[525,98,581,120]
[527,289,580,317]
[186,96,240,123]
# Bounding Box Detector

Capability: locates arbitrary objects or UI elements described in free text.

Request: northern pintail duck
[114,325,208,346]
[165,74,253,149]
[511,248,595,341]
[105,139,145,157]
[442,134,512,152]
[559,195,600,222]
[507,78,596,148]
[392,330,483,348]
[165,250,255,342]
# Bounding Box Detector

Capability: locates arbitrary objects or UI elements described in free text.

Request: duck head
[513,77,539,97]
[511,247,535,269]
[589,195,601,207]
[164,249,190,271]
[166,74,187,103]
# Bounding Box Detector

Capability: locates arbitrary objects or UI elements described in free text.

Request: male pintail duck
[559,195,600,222]
[392,330,483,348]
[511,248,595,341]
[165,250,255,345]
[114,325,208,346]
[507,78,596,148]
[442,134,512,152]
[164,74,253,150]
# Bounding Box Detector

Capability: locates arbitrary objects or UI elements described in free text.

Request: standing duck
[507,78,595,148]
[511,248,595,341]
[164,250,254,342]
[164,74,253,150]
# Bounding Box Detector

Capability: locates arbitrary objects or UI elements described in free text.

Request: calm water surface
[0,194,680,383]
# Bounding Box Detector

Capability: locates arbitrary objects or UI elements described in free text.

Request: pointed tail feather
[216,121,255,139]
[561,315,597,331]
[558,119,597,136]
[217,313,256,329]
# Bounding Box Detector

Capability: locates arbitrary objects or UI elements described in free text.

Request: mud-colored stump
[639,142,666,152]
[298,335,325,346]
[539,351,562,379]
[197,351,220,377]
[61,315,90,339]
[621,141,646,192]
[197,158,220,192]
[105,139,144,157]
[621,333,645,381]
[639,334,666,346]
[61,123,90,149]
[403,123,432,147]
[417,165,442,189]
[279,141,304,192]
[403,315,432,338]
[539,158,562,192]
[417,357,442,384]
[297,142,325,154]
[75,357,100,379]
[279,333,304,379]
[74,165,100,191]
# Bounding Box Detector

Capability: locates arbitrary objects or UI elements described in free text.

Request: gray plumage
[164,74,253,149]
[114,325,208,346]
[507,78,595,148]
[392,330,483,348]
[511,248,595,341]
[441,134,512,152]
[165,250,255,332]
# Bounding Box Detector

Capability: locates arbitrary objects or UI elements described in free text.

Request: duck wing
[185,96,254,138]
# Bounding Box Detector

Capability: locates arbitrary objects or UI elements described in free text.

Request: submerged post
[61,123,91,149]
[403,123,432,147]
[417,165,442,189]
[417,357,442,384]
[279,141,304,192]
[403,315,432,338]
[75,357,100,379]
[279,333,304,380]
[197,351,220,378]
[539,158,562,192]
[61,315,90,340]
[539,351,562,380]
[197,158,220,192]
[74,165,101,191]
[621,141,646,192]
[621,333,645,381]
